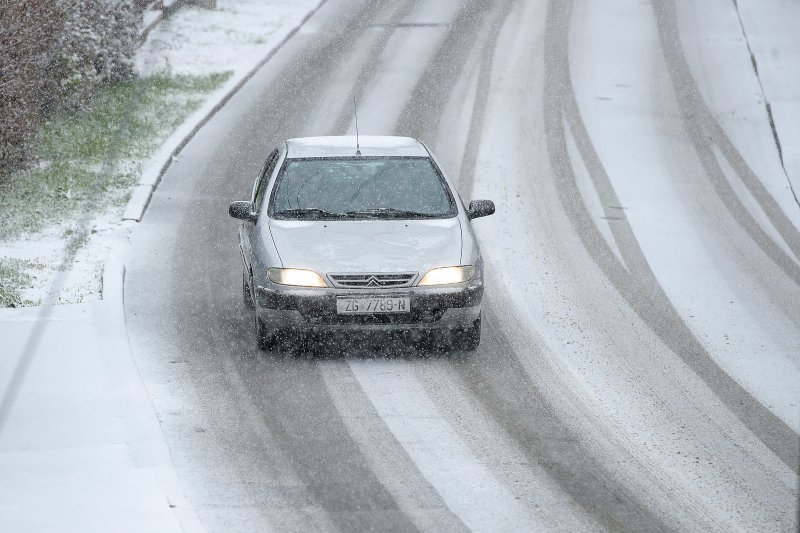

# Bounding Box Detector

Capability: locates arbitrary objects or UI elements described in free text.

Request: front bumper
[254,282,483,332]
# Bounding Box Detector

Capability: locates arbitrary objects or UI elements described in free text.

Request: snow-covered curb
[139,0,185,43]
[123,0,328,223]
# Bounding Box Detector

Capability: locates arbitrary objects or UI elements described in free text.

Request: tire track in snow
[395,2,689,529]
[395,0,502,143]
[653,0,800,283]
[451,308,676,532]
[319,362,471,533]
[329,1,579,527]
[454,13,775,521]
[543,0,799,473]
[338,1,627,527]
[326,0,419,135]
[346,358,545,532]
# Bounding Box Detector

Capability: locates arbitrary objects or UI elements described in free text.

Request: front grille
[328,272,417,289]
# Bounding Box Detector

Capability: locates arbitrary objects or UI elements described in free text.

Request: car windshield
[270,157,456,219]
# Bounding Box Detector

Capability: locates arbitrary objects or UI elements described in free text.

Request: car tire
[255,313,276,351]
[452,315,481,351]
[289,330,315,357]
[243,270,255,309]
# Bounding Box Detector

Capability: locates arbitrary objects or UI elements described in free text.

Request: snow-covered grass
[37,74,231,162]
[0,0,321,308]
[0,74,229,241]
[0,73,229,306]
[0,258,43,308]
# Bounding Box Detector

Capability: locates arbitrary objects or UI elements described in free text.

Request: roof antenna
[354,96,361,156]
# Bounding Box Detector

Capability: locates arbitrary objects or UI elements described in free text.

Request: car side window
[253,149,279,212]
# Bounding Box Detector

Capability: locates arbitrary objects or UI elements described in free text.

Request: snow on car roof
[285,136,429,158]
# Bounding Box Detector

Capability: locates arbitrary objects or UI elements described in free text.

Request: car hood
[268,218,463,275]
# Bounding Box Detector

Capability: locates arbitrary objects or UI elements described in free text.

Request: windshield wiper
[345,208,432,218]
[274,208,351,219]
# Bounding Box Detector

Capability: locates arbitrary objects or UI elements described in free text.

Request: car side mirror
[229,201,257,223]
[467,199,495,220]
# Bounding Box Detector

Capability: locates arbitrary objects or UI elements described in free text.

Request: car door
[240,149,279,276]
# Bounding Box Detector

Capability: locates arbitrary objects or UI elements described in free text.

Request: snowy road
[124,0,800,530]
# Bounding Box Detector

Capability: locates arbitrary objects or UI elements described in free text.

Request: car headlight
[418,266,475,286]
[268,268,328,287]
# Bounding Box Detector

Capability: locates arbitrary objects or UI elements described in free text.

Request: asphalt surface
[125,0,800,531]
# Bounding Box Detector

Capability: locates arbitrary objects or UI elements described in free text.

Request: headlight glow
[268,268,328,287]
[418,266,475,286]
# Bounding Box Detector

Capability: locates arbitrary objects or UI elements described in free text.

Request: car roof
[284,136,429,158]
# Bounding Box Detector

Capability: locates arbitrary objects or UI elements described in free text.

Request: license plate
[336,296,410,314]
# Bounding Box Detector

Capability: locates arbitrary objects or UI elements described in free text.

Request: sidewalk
[0,277,200,532]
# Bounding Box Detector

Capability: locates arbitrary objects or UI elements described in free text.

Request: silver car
[229,136,495,351]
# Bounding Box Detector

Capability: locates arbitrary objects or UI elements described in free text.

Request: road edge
[121,0,329,223]
[103,2,329,529]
